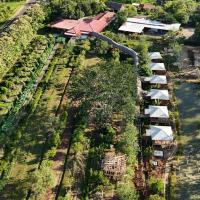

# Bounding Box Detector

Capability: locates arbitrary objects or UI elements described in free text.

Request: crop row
[0,35,55,133]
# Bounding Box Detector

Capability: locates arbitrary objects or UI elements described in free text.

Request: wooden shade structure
[101,151,126,181]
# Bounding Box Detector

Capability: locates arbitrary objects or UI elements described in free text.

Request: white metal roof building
[148,52,162,60]
[146,89,170,100]
[145,105,169,118]
[150,63,166,71]
[119,18,181,34]
[144,75,167,84]
[146,125,173,141]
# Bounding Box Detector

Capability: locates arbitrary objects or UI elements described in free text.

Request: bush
[148,177,164,195]
[116,183,138,200]
[169,172,177,200]
[149,194,165,200]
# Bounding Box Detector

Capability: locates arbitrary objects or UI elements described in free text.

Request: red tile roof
[50,12,115,36]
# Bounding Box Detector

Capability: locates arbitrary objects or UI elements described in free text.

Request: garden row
[0,42,73,199]
[0,35,55,134]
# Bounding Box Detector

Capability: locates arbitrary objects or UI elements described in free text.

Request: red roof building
[50,12,115,36]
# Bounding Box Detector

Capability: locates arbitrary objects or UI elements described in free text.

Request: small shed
[101,151,126,181]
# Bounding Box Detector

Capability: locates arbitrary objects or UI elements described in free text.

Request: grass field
[0,1,25,26]
[175,83,200,200]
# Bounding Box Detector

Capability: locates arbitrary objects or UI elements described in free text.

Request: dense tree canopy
[69,59,136,125]
[43,0,107,20]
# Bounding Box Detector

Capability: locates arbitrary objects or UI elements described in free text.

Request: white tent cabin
[148,52,162,62]
[143,89,170,105]
[145,105,170,125]
[150,63,166,75]
[143,75,168,89]
[146,125,173,145]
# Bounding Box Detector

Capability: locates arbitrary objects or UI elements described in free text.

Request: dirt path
[43,106,75,200]
[43,68,75,200]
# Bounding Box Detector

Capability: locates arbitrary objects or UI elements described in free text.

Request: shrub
[149,194,165,200]
[148,177,164,195]
[116,183,138,200]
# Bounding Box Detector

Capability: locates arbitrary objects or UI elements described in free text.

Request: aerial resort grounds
[0,0,200,200]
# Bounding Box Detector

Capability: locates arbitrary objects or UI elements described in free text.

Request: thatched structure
[101,151,126,181]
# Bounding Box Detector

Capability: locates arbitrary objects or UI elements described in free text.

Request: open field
[175,83,200,200]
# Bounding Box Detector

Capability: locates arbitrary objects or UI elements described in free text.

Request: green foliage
[148,177,164,195]
[69,60,136,125]
[0,35,55,134]
[137,40,152,76]
[192,23,200,43]
[149,194,165,200]
[164,0,197,24]
[144,146,153,157]
[88,170,111,195]
[28,86,43,112]
[150,0,197,24]
[99,124,116,147]
[95,39,110,55]
[117,123,138,165]
[0,4,11,24]
[44,0,107,21]
[0,4,45,80]
[169,172,177,200]
[29,160,56,199]
[116,183,139,200]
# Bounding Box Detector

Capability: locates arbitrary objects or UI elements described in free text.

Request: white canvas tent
[144,75,167,84]
[146,89,170,100]
[146,125,173,141]
[145,105,169,118]
[148,52,162,60]
[150,63,166,71]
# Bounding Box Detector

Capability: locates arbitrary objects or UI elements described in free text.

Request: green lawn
[175,83,200,200]
[0,1,25,26]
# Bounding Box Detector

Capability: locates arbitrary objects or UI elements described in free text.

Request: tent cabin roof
[146,125,173,141]
[146,89,170,100]
[144,75,167,84]
[148,52,162,60]
[150,63,166,71]
[145,105,169,118]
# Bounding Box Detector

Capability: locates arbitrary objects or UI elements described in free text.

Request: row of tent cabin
[142,52,174,158]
